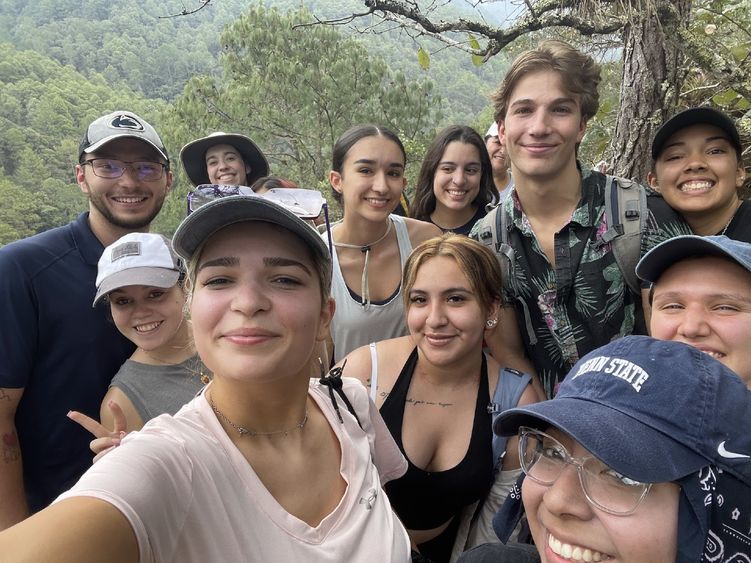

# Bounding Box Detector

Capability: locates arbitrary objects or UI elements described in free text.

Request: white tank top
[326,215,413,362]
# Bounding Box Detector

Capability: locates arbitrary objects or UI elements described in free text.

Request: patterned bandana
[680,468,751,563]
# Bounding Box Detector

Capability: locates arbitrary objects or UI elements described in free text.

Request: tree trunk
[611,0,692,183]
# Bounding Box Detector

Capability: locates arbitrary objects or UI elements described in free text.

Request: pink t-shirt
[57,378,410,562]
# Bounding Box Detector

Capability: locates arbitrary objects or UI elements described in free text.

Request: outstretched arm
[0,496,138,563]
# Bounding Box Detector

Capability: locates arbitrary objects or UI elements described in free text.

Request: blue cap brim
[636,235,751,284]
[495,397,709,483]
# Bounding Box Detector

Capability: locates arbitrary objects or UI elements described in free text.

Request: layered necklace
[333,219,393,308]
[208,392,308,438]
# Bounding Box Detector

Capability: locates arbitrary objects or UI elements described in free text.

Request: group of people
[0,38,749,563]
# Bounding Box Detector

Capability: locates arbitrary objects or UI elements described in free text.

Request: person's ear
[316,297,336,342]
[484,299,502,331]
[736,161,746,188]
[647,171,660,191]
[76,164,90,195]
[165,169,174,192]
[576,118,588,143]
[329,170,344,196]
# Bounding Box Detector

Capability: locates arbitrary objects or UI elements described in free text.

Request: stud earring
[486,318,498,328]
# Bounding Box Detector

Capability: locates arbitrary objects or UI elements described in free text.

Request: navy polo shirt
[0,212,135,511]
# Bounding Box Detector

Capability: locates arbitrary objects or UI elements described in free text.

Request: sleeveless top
[110,354,207,423]
[327,214,413,362]
[381,348,494,530]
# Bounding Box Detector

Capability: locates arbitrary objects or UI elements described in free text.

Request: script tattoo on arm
[0,389,11,402]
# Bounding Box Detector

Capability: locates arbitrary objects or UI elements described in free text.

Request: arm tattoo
[0,389,10,402]
[2,431,21,463]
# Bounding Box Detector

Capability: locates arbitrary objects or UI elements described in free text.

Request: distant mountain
[0,0,510,124]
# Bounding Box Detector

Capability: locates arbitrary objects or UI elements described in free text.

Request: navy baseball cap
[636,235,751,284]
[495,336,751,485]
[651,107,742,160]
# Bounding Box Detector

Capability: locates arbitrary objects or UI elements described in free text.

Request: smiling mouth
[135,321,162,333]
[447,189,468,197]
[425,333,455,345]
[548,533,612,561]
[698,349,725,360]
[679,180,714,192]
[364,197,389,206]
[113,196,148,204]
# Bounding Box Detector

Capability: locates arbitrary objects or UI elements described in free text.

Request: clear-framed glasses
[186,184,255,214]
[82,159,167,181]
[186,184,332,254]
[518,427,652,516]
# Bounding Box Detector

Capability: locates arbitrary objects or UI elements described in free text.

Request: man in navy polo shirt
[0,111,172,528]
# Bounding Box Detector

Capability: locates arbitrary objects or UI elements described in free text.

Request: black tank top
[381,348,494,530]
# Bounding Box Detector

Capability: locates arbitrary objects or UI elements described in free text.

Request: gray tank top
[327,215,413,362]
[109,354,207,422]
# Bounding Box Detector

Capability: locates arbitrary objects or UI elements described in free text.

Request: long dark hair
[329,125,406,206]
[409,125,494,221]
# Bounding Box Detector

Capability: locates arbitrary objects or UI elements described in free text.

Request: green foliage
[417,47,430,69]
[0,0,251,100]
[0,42,168,243]
[165,5,442,214]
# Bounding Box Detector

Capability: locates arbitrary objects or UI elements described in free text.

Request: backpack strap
[476,206,538,346]
[602,175,647,295]
[488,367,532,469]
[368,342,379,402]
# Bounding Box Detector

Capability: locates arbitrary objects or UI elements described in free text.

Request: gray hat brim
[83,134,169,163]
[93,267,180,306]
[636,235,751,284]
[173,195,330,268]
[180,133,269,187]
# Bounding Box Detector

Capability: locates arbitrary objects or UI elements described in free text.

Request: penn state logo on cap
[79,110,168,162]
[108,113,145,132]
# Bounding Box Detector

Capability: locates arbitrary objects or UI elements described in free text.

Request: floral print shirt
[472,169,691,398]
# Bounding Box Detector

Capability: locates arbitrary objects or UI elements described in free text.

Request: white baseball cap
[94,233,182,306]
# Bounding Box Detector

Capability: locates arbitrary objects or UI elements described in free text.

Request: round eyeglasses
[518,427,653,516]
[82,159,167,182]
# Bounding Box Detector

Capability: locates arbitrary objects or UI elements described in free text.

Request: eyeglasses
[82,159,167,181]
[518,427,652,516]
[186,184,332,254]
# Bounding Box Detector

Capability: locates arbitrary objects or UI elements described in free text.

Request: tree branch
[159,0,212,18]
[679,29,751,102]
[361,0,627,58]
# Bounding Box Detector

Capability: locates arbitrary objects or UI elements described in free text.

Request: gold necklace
[139,349,211,385]
[720,202,741,236]
[208,393,308,438]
